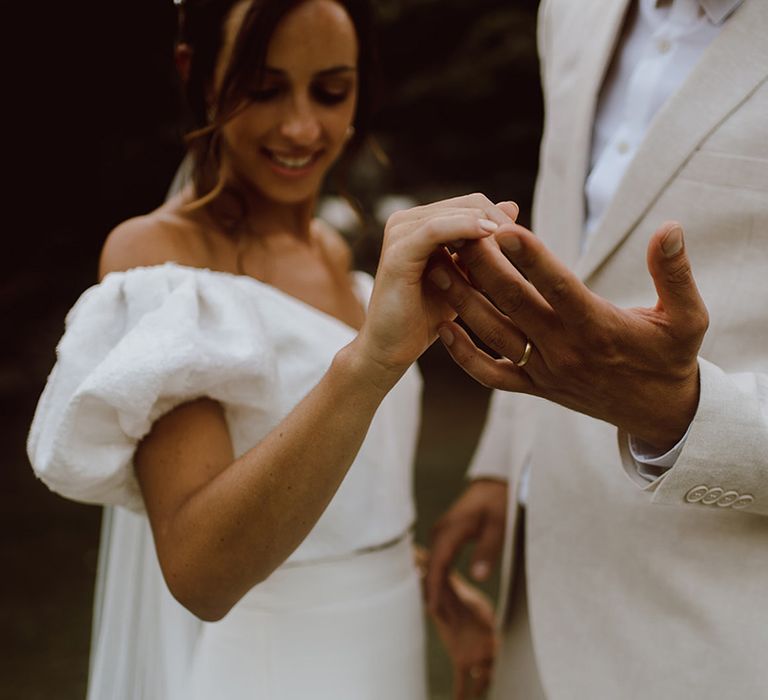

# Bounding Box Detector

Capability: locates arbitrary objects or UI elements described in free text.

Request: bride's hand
[353,194,518,383]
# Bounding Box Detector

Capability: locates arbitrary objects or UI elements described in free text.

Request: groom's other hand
[429,220,708,451]
[427,479,507,616]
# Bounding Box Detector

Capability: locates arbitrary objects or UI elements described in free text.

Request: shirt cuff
[628,424,693,482]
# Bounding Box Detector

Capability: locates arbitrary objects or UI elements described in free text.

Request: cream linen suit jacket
[469,0,768,697]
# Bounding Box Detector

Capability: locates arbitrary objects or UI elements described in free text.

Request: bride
[28,0,506,697]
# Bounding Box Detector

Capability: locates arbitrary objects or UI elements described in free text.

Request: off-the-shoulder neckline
[105,261,371,335]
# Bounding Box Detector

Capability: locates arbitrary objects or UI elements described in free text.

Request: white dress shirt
[518,0,744,503]
[584,0,742,242]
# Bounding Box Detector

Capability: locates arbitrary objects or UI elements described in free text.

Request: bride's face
[216,0,359,205]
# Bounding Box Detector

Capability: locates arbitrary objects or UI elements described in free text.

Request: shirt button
[732,495,755,510]
[617,140,630,155]
[685,485,709,503]
[701,487,724,505]
[656,37,672,54]
[716,491,739,507]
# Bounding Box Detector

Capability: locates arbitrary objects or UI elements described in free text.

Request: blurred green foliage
[373,0,542,211]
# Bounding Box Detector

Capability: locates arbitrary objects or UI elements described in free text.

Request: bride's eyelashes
[310,81,353,106]
[247,80,353,106]
[248,86,282,102]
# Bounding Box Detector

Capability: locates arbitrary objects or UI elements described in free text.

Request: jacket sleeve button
[732,495,755,510]
[716,491,740,507]
[701,487,725,505]
[685,485,710,503]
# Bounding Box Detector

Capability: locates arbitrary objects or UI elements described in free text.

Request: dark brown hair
[176,0,376,222]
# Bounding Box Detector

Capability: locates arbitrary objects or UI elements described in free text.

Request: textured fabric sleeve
[618,358,768,516]
[28,266,277,512]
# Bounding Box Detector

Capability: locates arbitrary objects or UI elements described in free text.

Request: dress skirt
[186,535,428,700]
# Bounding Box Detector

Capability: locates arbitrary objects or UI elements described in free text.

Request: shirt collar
[654,0,746,25]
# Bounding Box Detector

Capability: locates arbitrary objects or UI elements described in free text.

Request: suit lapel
[546,0,632,269]
[574,0,768,282]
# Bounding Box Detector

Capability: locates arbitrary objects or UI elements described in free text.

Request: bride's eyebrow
[315,66,357,77]
[263,66,357,77]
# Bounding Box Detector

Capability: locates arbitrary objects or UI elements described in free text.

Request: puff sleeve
[28,265,277,512]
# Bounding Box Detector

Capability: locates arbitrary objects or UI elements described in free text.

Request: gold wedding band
[515,340,533,368]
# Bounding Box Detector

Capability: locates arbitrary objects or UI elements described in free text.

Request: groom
[427,0,768,697]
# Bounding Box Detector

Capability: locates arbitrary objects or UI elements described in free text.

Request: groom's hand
[427,479,507,616]
[430,571,497,700]
[428,221,708,451]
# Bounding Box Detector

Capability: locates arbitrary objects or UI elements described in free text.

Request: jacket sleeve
[618,358,768,516]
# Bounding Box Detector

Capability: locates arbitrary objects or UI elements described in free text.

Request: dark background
[4,1,542,698]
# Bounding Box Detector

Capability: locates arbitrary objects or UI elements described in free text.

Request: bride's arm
[136,344,396,622]
[131,194,515,621]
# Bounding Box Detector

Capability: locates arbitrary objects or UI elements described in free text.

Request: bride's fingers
[387,215,498,265]
[496,200,520,221]
[388,207,501,238]
[387,194,515,229]
[439,193,516,227]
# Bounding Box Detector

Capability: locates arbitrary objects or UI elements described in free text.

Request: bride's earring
[345,125,355,142]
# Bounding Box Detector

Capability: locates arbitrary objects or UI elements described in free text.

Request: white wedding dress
[28,263,427,699]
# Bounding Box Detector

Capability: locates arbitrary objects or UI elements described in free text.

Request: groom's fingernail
[438,327,454,346]
[429,268,451,290]
[500,235,521,255]
[662,225,684,257]
[471,561,490,581]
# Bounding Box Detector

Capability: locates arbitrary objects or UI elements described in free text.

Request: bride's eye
[311,81,352,106]
[248,85,283,102]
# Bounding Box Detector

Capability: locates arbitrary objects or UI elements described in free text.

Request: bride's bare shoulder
[99,195,209,280]
[312,217,353,273]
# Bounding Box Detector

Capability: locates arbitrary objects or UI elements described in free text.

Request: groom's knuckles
[432,510,474,548]
[440,324,507,388]
[538,269,574,310]
[476,319,520,357]
[455,237,496,271]
[477,511,505,553]
[448,344,505,389]
[440,274,480,316]
[662,254,697,295]
[514,236,587,311]
[490,281,529,317]
[428,537,460,578]
[670,308,709,347]
[650,251,707,328]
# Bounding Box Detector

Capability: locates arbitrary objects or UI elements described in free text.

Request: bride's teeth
[272,154,313,168]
